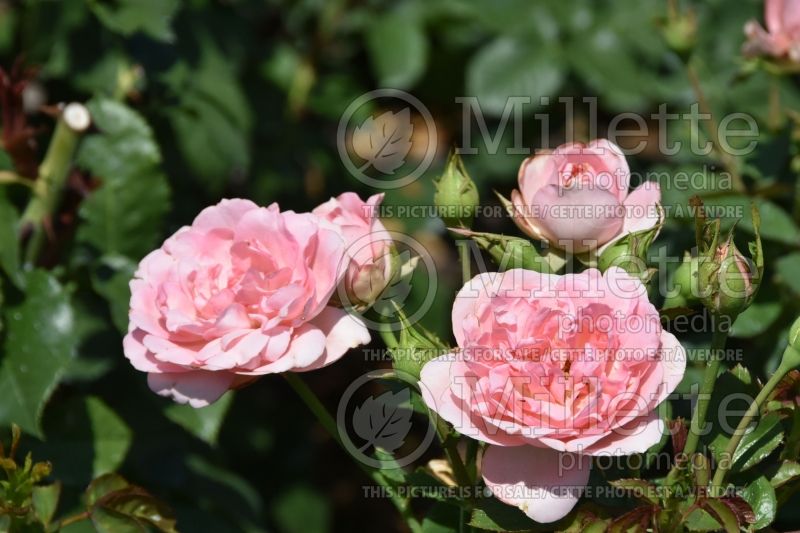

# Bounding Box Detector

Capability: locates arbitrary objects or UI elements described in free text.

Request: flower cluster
[124,194,390,407]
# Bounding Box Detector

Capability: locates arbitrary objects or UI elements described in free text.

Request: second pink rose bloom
[507,139,661,254]
[419,267,685,523]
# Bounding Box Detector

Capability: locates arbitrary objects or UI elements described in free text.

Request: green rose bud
[782,316,800,371]
[663,254,701,310]
[389,307,449,381]
[695,204,763,319]
[449,228,552,273]
[434,151,480,228]
[698,240,759,318]
[658,6,696,58]
[597,220,662,277]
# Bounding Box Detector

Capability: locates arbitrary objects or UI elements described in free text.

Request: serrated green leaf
[91,485,177,533]
[89,0,180,41]
[466,37,563,116]
[729,299,782,338]
[164,392,233,447]
[86,474,130,507]
[32,482,61,526]
[770,460,800,488]
[366,10,428,89]
[703,371,782,473]
[76,98,170,259]
[0,270,77,437]
[699,499,739,533]
[742,476,777,529]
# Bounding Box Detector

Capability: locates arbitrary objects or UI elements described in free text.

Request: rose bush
[419,267,686,522]
[505,139,661,254]
[123,198,371,407]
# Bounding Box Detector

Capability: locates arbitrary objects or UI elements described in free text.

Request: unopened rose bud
[391,308,449,380]
[597,222,661,277]
[313,192,395,310]
[695,205,763,319]
[663,254,701,309]
[450,228,551,273]
[698,239,760,318]
[783,316,800,370]
[660,8,697,58]
[434,152,479,228]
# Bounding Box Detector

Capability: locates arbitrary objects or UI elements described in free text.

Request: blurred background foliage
[2,0,800,531]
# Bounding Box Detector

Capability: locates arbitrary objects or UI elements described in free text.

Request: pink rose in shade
[313,192,394,309]
[744,0,800,61]
[507,139,661,254]
[419,268,685,523]
[123,199,371,408]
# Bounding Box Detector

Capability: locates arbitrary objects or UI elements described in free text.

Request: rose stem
[683,327,728,457]
[458,239,471,285]
[21,103,89,266]
[283,372,422,533]
[710,350,797,490]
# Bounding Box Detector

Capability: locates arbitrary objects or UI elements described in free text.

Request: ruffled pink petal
[296,306,370,372]
[518,152,559,202]
[147,370,236,408]
[510,189,552,242]
[531,185,624,251]
[655,330,687,405]
[586,139,631,202]
[193,198,259,231]
[581,410,664,456]
[482,445,591,523]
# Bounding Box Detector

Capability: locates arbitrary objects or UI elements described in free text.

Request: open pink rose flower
[313,192,394,309]
[124,199,371,407]
[744,0,800,61]
[419,267,685,523]
[507,139,661,253]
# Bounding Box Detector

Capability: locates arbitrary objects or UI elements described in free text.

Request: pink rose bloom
[313,193,394,309]
[419,268,685,522]
[124,199,371,407]
[744,0,800,61]
[508,139,661,253]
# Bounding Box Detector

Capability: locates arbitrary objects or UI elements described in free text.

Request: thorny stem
[21,103,89,266]
[683,327,729,457]
[711,356,794,490]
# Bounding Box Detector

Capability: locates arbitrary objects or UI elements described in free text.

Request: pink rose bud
[696,206,764,319]
[698,240,760,318]
[124,199,371,407]
[313,192,395,310]
[743,0,800,61]
[503,139,661,254]
[418,268,685,522]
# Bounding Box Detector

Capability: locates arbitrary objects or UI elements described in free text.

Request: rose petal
[147,370,236,408]
[482,445,591,523]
